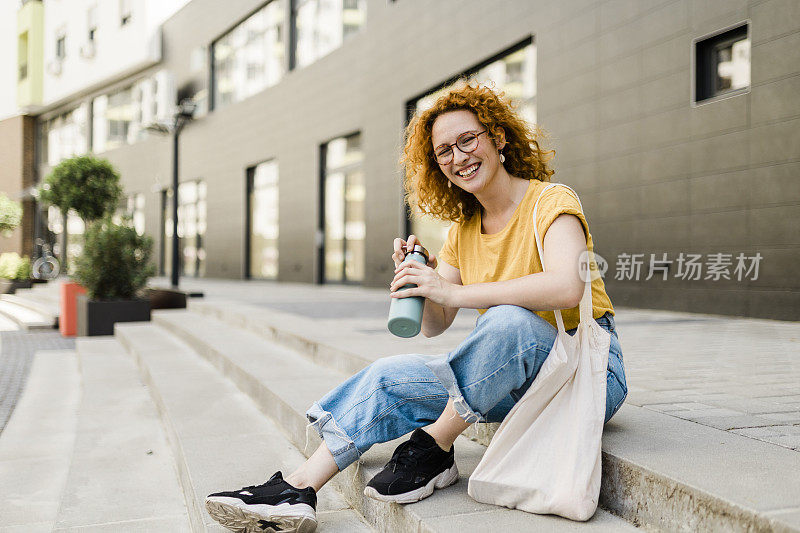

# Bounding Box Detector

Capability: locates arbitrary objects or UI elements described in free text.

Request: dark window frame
[55,34,66,60]
[87,6,97,41]
[160,179,206,278]
[120,0,132,26]
[290,0,366,70]
[209,0,285,113]
[693,22,750,105]
[317,130,362,285]
[245,158,279,280]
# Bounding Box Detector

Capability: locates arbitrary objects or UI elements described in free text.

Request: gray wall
[536,0,800,319]
[37,0,800,320]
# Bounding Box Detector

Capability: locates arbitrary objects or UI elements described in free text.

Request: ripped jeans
[306,305,628,471]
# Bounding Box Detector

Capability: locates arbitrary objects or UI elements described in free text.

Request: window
[65,211,85,276]
[293,0,366,69]
[44,205,84,275]
[92,75,162,153]
[113,193,145,235]
[212,0,285,110]
[694,23,750,104]
[55,33,66,60]
[406,38,537,256]
[162,181,207,278]
[120,0,131,25]
[128,194,146,235]
[40,105,89,166]
[94,86,135,151]
[18,32,28,81]
[320,133,365,284]
[247,160,279,279]
[87,6,97,41]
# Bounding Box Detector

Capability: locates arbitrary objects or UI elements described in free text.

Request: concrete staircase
[3,291,798,531]
[0,281,61,330]
[0,299,56,330]
[0,344,191,531]
[140,299,800,533]
[114,307,640,532]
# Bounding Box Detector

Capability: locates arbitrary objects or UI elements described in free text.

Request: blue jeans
[306,305,628,471]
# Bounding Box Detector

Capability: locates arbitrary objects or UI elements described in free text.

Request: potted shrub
[73,217,155,336]
[38,155,123,336]
[0,253,33,294]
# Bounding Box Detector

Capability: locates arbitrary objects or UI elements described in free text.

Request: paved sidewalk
[151,276,800,453]
[0,315,74,435]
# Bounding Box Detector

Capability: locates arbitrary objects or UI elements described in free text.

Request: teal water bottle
[388,244,429,338]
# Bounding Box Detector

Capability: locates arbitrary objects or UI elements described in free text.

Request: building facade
[0,114,36,256]
[25,0,800,320]
[10,0,187,262]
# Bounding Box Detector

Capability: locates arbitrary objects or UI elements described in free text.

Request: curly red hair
[401,80,555,223]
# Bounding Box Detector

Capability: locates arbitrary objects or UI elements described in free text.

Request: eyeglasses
[433,130,487,165]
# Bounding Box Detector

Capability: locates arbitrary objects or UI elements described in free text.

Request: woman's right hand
[392,235,438,269]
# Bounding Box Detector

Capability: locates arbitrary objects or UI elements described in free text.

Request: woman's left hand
[390,261,458,307]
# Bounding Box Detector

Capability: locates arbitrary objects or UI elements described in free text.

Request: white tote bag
[467,183,611,521]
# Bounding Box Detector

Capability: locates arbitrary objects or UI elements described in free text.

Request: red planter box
[60,281,86,337]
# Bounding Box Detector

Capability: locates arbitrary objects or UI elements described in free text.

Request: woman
[205,82,628,533]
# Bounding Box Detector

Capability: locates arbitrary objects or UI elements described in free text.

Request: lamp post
[146,98,196,289]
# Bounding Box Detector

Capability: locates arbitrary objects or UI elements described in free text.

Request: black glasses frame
[434,130,488,165]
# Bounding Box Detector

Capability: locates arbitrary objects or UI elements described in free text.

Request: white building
[38,0,190,167]
[41,0,188,107]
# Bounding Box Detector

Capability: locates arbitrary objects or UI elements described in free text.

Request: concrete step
[0,300,56,330]
[186,299,501,444]
[113,321,375,533]
[0,350,80,531]
[20,283,62,304]
[51,337,192,531]
[184,301,800,533]
[139,309,640,532]
[1,294,59,324]
[18,284,60,301]
[186,298,476,376]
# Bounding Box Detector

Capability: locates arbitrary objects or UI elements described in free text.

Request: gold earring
[447,181,452,188]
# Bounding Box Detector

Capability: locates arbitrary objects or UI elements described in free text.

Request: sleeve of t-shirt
[534,185,590,248]
[437,222,459,270]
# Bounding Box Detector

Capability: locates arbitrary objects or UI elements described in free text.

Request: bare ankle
[284,471,311,490]
[422,427,453,453]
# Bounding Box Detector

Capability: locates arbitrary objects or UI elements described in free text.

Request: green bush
[0,253,32,280]
[0,194,23,236]
[73,218,155,300]
[39,155,123,221]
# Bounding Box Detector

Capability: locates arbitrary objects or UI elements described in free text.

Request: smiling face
[431,109,505,194]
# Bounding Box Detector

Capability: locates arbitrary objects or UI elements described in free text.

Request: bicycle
[32,238,61,280]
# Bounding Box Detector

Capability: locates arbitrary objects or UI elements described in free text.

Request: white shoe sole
[363,462,459,504]
[205,497,317,533]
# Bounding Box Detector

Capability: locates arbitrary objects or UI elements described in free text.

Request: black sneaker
[205,471,317,533]
[364,428,458,504]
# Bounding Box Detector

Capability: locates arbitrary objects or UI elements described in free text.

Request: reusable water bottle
[387,244,429,338]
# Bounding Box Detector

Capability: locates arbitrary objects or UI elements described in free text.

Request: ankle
[284,471,312,490]
[422,427,453,453]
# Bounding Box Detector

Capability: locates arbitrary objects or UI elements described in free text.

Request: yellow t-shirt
[437,179,614,331]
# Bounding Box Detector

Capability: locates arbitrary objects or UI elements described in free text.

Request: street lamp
[145,98,196,289]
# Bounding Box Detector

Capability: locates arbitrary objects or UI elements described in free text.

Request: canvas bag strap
[532,182,594,332]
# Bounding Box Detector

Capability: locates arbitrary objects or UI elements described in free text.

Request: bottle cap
[405,244,429,263]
